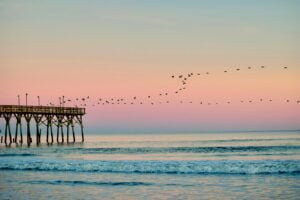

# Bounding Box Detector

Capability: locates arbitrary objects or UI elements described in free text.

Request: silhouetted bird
[248,67,251,69]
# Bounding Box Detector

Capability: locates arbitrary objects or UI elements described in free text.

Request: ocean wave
[24,180,194,187]
[63,146,300,154]
[24,180,154,186]
[0,153,37,157]
[207,138,300,143]
[1,159,300,175]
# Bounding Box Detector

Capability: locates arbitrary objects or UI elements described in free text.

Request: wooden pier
[0,105,86,145]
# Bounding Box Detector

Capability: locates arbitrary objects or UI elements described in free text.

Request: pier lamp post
[37,96,40,106]
[62,96,65,107]
[59,97,61,107]
[17,95,20,105]
[25,93,28,106]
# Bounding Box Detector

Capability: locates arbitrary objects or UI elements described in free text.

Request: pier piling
[3,113,12,144]
[14,113,23,144]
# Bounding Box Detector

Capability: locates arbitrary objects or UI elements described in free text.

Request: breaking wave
[1,159,299,175]
[0,153,37,157]
[63,146,300,154]
[24,180,154,186]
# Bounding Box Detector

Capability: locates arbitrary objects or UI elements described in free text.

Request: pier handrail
[0,105,85,115]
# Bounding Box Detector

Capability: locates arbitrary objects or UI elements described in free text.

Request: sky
[0,0,300,133]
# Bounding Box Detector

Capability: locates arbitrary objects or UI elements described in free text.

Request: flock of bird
[171,65,288,86]
[37,65,298,107]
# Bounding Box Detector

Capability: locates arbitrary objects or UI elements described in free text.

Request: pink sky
[0,1,299,133]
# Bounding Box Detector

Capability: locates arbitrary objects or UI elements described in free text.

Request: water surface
[1,132,300,199]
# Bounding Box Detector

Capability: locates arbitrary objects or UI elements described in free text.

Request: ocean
[0,132,300,199]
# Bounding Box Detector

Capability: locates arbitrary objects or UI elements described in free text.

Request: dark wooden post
[33,114,43,145]
[72,120,76,142]
[66,115,75,143]
[3,113,12,144]
[46,115,54,144]
[77,115,84,142]
[66,115,70,143]
[56,115,64,144]
[61,117,64,143]
[24,114,32,145]
[14,113,23,144]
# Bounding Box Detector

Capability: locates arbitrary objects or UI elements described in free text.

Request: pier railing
[0,105,85,115]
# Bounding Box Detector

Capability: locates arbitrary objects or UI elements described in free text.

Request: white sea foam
[0,158,299,175]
